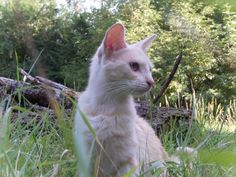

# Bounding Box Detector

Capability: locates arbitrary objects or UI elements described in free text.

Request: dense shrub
[0,0,235,103]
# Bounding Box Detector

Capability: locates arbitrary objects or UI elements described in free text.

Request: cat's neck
[80,79,136,117]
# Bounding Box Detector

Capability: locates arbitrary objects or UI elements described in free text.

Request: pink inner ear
[104,24,126,56]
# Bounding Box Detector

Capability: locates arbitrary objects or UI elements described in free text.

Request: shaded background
[0,0,235,105]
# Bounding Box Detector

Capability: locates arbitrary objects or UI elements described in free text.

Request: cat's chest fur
[78,93,138,142]
[77,93,140,176]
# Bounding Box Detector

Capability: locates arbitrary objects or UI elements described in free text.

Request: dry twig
[153,52,183,104]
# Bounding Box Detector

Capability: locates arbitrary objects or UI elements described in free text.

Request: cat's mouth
[131,85,152,96]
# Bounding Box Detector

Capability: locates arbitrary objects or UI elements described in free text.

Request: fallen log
[135,101,191,134]
[0,75,78,109]
[0,71,192,134]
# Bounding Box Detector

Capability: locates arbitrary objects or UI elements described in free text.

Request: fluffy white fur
[74,23,170,177]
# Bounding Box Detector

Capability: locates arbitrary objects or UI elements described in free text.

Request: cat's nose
[146,79,154,88]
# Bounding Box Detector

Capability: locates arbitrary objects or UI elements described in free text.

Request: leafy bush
[0,0,235,103]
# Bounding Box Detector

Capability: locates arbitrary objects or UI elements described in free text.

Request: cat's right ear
[136,34,156,52]
[102,23,127,58]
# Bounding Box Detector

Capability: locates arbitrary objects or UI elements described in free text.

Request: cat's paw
[176,146,197,155]
[170,147,197,164]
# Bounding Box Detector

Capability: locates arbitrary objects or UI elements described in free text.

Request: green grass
[0,94,235,176]
[0,98,77,177]
[160,97,236,176]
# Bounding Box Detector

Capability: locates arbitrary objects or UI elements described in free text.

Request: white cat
[74,23,170,177]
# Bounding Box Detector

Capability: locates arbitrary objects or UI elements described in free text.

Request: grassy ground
[0,95,235,177]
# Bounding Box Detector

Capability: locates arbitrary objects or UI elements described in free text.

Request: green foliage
[115,0,236,103]
[0,0,97,89]
[0,0,235,103]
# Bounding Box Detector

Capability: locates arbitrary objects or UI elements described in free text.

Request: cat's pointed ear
[136,34,156,51]
[103,23,127,57]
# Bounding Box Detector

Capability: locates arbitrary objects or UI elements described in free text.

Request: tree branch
[153,51,183,104]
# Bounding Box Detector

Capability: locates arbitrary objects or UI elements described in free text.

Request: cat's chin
[131,89,150,97]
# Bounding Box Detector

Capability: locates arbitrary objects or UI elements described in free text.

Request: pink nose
[146,79,154,88]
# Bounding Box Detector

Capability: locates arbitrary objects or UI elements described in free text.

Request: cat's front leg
[115,157,139,177]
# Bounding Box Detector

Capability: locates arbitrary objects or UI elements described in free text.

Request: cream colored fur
[74,23,170,177]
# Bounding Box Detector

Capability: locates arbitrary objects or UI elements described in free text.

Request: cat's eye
[129,62,139,71]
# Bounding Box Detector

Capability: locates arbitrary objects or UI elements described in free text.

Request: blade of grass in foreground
[74,108,92,177]
[0,107,11,151]
[0,107,14,176]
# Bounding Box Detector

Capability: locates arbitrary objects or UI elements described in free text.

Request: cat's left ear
[136,34,156,51]
[103,23,127,58]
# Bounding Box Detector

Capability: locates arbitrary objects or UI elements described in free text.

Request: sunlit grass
[0,92,235,176]
[195,97,236,133]
[0,98,77,176]
[159,94,236,177]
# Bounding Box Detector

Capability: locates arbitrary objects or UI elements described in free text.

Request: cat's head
[90,23,156,97]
